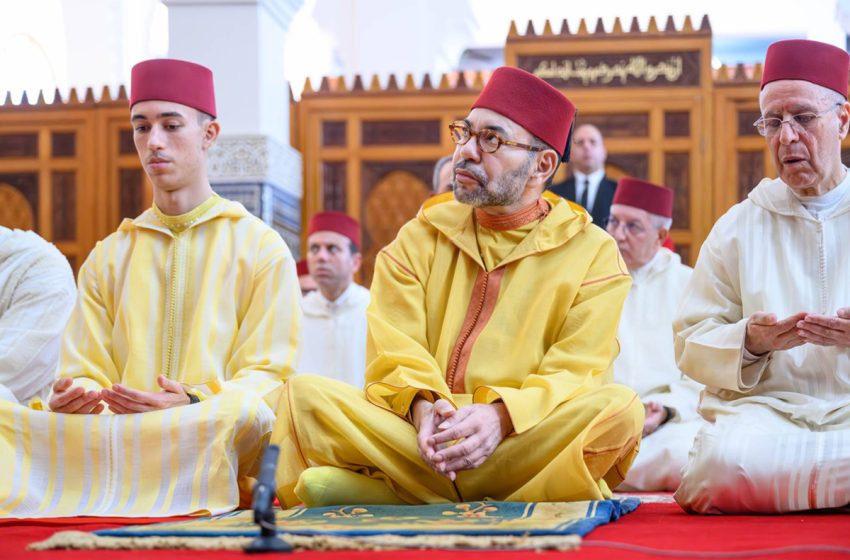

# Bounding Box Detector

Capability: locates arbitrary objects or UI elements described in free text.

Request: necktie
[579,179,590,209]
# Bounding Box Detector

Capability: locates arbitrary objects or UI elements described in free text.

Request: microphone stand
[244,444,292,553]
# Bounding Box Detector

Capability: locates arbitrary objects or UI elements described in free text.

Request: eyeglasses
[448,121,544,154]
[753,103,841,137]
[604,217,647,237]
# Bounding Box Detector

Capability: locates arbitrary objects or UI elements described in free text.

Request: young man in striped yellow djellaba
[0,59,301,518]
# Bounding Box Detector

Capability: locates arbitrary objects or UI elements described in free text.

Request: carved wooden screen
[295,77,481,284]
[504,15,714,266]
[296,16,716,277]
[0,88,150,273]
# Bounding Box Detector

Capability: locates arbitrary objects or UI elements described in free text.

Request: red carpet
[3,501,849,559]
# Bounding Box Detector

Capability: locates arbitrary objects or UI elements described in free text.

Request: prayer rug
[30,498,638,551]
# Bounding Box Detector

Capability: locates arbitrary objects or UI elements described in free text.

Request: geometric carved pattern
[737,151,764,202]
[52,171,77,241]
[664,152,691,229]
[0,173,38,230]
[361,164,432,285]
[0,133,38,158]
[119,169,144,223]
[51,132,76,157]
[321,162,347,211]
[737,110,762,137]
[664,111,690,137]
[0,183,35,230]
[119,129,137,155]
[322,121,347,147]
[362,120,441,145]
[605,153,649,179]
[578,114,649,138]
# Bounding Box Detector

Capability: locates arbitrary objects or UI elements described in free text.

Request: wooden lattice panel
[362,170,430,285]
[0,183,34,230]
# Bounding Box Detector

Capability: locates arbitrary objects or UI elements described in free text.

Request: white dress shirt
[573,168,606,212]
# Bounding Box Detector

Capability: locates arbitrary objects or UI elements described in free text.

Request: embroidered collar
[474,198,550,231]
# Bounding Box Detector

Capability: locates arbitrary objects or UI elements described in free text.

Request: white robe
[0,227,76,404]
[297,283,370,387]
[673,174,850,513]
[614,249,702,491]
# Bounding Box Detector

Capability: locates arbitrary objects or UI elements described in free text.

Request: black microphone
[252,444,279,522]
[245,444,292,554]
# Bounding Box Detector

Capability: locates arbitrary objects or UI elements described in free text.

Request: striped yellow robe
[274,192,643,507]
[0,194,301,518]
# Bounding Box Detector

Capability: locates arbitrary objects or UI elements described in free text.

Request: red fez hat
[612,177,674,218]
[307,211,361,248]
[761,39,850,98]
[296,259,309,277]
[472,67,577,162]
[130,58,217,117]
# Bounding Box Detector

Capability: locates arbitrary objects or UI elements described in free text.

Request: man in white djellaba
[673,38,850,514]
[605,177,703,492]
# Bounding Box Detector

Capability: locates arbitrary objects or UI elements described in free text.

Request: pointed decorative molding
[403,74,416,91]
[576,18,589,35]
[368,75,382,92]
[647,16,659,33]
[472,71,484,89]
[505,14,711,40]
[594,18,605,35]
[612,17,624,34]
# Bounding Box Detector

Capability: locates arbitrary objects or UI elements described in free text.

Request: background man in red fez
[605,178,703,492]
[296,259,318,296]
[0,58,302,517]
[297,211,370,387]
[674,39,850,513]
[272,66,642,507]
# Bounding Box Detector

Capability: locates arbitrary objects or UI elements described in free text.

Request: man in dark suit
[550,124,617,226]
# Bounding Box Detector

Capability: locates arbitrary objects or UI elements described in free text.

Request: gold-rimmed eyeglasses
[753,103,842,137]
[448,121,544,154]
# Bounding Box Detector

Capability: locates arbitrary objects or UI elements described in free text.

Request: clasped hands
[745,308,850,356]
[48,374,191,414]
[411,397,513,482]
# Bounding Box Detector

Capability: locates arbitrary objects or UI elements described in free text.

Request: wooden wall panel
[0,87,148,273]
[360,163,432,284]
[294,17,716,272]
[7,15,847,279]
